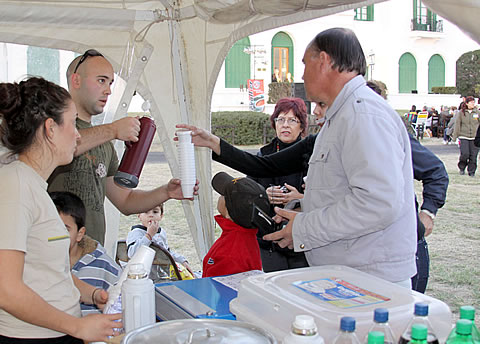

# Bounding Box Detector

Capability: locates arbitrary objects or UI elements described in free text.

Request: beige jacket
[453,108,480,140]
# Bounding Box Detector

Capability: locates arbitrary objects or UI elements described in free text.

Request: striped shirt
[72,242,121,315]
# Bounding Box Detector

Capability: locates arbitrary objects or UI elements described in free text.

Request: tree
[456,49,480,97]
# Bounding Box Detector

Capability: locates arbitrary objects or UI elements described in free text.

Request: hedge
[267,82,293,104]
[211,111,275,145]
[431,86,458,94]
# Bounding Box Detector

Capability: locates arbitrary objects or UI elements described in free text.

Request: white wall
[211,0,480,111]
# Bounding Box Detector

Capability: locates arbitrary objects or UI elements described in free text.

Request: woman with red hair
[248,97,310,272]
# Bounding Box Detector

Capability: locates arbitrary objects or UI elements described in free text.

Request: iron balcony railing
[411,18,443,33]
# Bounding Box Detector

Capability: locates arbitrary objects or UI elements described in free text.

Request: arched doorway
[428,54,445,93]
[271,32,294,82]
[399,52,417,93]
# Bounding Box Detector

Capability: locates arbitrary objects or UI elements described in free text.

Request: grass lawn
[118,137,479,327]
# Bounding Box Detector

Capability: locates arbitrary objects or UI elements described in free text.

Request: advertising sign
[247,79,265,112]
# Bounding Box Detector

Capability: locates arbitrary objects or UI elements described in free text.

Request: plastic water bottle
[408,324,428,344]
[121,263,155,333]
[459,306,480,343]
[398,303,439,344]
[283,315,325,343]
[332,316,361,344]
[367,331,385,344]
[364,308,396,344]
[446,319,475,344]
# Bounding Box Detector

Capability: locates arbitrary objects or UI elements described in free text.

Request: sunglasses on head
[73,49,104,73]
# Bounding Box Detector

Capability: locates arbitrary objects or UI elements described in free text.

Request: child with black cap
[203,172,271,277]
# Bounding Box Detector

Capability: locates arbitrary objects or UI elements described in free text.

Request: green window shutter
[367,5,374,21]
[355,5,374,21]
[428,54,445,92]
[271,32,294,81]
[413,0,418,21]
[27,46,60,84]
[399,53,417,93]
[225,37,251,88]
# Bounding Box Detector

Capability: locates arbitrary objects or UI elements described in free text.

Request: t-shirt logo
[96,163,107,178]
[207,258,214,265]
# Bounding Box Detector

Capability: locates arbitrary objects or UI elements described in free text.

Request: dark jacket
[214,133,448,242]
[248,136,306,193]
[247,136,309,252]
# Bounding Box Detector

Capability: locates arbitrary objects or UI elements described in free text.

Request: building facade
[212,0,480,112]
[1,0,479,113]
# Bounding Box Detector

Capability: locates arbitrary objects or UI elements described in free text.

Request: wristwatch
[420,209,435,220]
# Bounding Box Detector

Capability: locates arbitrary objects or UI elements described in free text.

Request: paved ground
[145,140,459,164]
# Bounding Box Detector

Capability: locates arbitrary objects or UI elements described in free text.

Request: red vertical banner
[247,79,265,112]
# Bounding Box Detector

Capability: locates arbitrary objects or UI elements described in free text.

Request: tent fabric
[423,0,480,46]
[2,0,474,261]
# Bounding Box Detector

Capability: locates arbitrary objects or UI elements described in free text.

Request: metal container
[122,319,277,344]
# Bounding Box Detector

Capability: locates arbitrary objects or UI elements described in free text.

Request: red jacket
[202,215,262,277]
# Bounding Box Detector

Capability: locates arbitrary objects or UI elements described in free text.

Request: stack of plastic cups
[176,130,196,198]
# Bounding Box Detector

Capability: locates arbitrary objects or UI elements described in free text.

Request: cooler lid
[122,319,277,343]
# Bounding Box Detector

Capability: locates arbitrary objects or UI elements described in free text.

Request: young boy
[203,172,271,277]
[50,191,121,315]
[126,203,194,276]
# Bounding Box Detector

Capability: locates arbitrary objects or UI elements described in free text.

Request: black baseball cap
[212,172,270,228]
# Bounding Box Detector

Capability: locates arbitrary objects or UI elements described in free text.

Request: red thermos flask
[114,116,156,188]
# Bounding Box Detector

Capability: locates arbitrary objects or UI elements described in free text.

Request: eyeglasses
[274,117,300,125]
[73,49,104,73]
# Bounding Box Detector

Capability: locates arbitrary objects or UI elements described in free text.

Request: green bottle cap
[456,319,473,335]
[460,306,476,321]
[411,324,428,341]
[368,331,385,344]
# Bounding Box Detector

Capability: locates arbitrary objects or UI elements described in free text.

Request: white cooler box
[230,265,452,343]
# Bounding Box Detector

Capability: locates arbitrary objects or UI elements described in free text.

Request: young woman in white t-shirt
[0,77,122,343]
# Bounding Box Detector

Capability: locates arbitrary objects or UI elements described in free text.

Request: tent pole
[168,17,210,259]
[104,43,154,259]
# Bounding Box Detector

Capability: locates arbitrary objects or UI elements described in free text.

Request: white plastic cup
[104,245,155,314]
[181,182,195,198]
[176,130,196,197]
[129,245,155,273]
[176,130,192,143]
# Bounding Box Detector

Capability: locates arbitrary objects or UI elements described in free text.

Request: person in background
[126,204,194,276]
[272,68,280,82]
[50,191,121,316]
[249,97,310,272]
[440,106,453,144]
[203,172,270,278]
[452,96,480,177]
[180,28,417,286]
[48,49,198,245]
[366,80,448,293]
[407,105,417,123]
[0,77,121,343]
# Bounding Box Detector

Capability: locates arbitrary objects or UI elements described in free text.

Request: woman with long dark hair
[0,77,121,343]
[453,96,480,176]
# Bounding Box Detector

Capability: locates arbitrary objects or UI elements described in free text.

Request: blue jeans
[411,238,429,293]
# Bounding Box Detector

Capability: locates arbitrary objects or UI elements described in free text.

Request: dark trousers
[458,139,480,175]
[411,238,430,293]
[0,335,83,344]
[260,246,309,273]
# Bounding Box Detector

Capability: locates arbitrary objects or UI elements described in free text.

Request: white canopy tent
[0,0,477,260]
